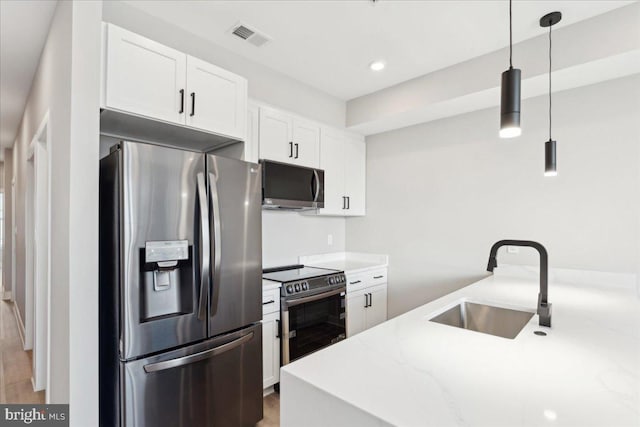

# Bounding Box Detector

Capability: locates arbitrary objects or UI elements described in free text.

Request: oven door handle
[285,287,346,308]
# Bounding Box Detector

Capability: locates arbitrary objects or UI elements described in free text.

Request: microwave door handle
[196,173,210,320]
[143,331,254,373]
[312,170,320,202]
[209,172,222,315]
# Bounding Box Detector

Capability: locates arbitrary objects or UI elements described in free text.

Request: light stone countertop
[299,252,388,274]
[280,268,640,427]
[262,279,281,292]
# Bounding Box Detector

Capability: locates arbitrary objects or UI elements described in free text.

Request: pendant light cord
[509,0,513,68]
[548,22,552,141]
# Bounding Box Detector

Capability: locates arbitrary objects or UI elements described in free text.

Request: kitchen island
[280,267,640,427]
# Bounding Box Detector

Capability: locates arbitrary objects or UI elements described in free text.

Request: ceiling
[123,0,633,100]
[0,0,57,151]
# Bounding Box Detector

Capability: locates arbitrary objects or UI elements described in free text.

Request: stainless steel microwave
[260,160,324,210]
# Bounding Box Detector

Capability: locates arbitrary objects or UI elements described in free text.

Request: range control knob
[286,285,293,293]
[302,282,309,290]
[294,283,301,292]
[329,277,335,285]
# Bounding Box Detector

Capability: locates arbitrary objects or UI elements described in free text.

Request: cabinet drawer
[367,269,388,287]
[262,288,280,315]
[346,273,366,292]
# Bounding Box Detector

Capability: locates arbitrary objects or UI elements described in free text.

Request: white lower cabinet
[262,311,280,389]
[262,285,281,390]
[346,268,388,337]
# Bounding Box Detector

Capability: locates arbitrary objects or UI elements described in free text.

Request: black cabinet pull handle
[294,143,299,159]
[190,92,196,116]
[262,300,275,305]
[289,142,293,158]
[179,89,185,113]
[364,293,369,308]
[276,319,280,338]
[350,280,361,285]
[373,275,384,279]
[369,292,373,307]
[347,196,350,210]
[342,196,346,210]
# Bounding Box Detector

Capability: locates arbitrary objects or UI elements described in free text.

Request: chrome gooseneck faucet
[486,240,552,327]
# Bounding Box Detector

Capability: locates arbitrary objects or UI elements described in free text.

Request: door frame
[25,112,51,394]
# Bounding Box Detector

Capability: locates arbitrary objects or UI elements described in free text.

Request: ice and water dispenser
[141,240,194,320]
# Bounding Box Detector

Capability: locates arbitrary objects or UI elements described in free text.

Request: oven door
[281,287,346,365]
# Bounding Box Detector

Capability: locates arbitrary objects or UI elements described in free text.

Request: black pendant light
[540,11,561,177]
[500,0,521,138]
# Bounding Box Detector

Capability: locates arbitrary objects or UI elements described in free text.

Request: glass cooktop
[262,265,340,283]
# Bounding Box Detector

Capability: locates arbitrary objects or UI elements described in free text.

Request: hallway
[0,299,44,403]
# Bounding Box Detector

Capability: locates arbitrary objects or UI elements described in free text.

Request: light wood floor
[0,300,45,404]
[258,392,280,427]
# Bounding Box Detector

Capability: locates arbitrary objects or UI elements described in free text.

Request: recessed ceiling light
[369,61,386,71]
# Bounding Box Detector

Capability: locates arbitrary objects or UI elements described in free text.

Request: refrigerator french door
[99,141,263,427]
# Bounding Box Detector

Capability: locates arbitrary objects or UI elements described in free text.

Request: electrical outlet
[507,246,519,254]
[327,234,333,246]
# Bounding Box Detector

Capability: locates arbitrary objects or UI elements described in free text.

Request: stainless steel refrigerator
[99,141,263,427]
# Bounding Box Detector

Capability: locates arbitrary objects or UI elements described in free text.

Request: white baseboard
[2,290,12,300]
[263,386,276,397]
[12,302,27,350]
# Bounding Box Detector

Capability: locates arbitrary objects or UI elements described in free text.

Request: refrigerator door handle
[196,173,210,320]
[208,172,222,314]
[143,331,254,373]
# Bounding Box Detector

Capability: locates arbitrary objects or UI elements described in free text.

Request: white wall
[2,149,12,296]
[346,75,640,318]
[262,211,345,268]
[8,1,101,422]
[101,1,346,128]
[10,0,73,402]
[68,2,101,424]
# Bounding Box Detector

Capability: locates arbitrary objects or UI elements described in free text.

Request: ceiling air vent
[232,25,254,40]
[229,22,272,47]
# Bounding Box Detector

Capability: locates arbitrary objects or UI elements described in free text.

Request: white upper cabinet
[259,107,293,164]
[317,130,366,216]
[259,107,320,168]
[245,102,260,163]
[343,136,366,216]
[291,118,320,168]
[186,56,247,140]
[318,129,346,215]
[104,24,186,125]
[102,23,247,140]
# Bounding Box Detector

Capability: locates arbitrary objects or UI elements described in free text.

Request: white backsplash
[261,210,345,268]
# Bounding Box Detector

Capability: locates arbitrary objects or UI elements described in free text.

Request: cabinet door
[259,107,293,163]
[262,312,280,388]
[245,103,260,163]
[291,119,320,168]
[366,284,387,329]
[186,56,247,139]
[344,136,366,216]
[104,24,186,125]
[346,291,367,337]
[318,129,346,215]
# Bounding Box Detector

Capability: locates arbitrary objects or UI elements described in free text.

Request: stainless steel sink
[429,301,534,339]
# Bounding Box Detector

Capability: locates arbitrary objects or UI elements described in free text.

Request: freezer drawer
[120,324,262,427]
